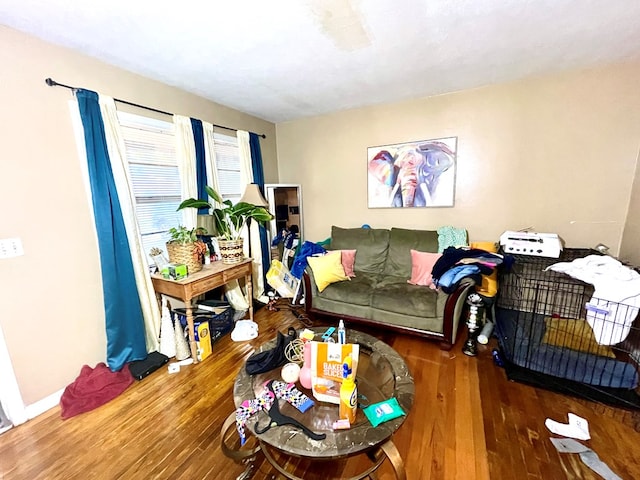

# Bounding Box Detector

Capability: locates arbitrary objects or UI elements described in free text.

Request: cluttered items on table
[310,340,359,404]
[235,321,409,444]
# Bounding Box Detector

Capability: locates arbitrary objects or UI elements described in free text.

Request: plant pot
[166,241,203,274]
[218,238,245,265]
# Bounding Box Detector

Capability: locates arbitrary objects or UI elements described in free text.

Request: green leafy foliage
[177,185,273,241]
[167,226,198,245]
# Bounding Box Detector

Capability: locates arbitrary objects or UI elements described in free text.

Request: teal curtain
[76,89,147,371]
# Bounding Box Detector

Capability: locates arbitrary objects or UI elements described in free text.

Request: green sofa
[302,226,474,349]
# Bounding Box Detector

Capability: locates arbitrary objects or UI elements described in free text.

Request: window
[117,112,241,257]
[213,131,243,203]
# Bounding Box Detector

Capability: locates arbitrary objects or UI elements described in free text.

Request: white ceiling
[1,0,640,123]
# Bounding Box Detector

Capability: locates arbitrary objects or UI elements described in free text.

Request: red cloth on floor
[60,362,134,419]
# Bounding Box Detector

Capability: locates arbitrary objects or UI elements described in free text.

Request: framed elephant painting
[367,137,457,208]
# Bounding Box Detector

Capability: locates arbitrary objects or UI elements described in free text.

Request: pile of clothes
[432,246,513,294]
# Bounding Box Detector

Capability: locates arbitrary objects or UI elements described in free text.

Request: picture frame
[367,136,457,208]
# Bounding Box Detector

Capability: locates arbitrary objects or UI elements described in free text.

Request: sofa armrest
[302,269,319,314]
[439,279,475,349]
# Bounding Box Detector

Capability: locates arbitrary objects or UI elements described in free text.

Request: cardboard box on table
[310,341,359,404]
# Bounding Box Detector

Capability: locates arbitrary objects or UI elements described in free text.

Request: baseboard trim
[25,389,64,420]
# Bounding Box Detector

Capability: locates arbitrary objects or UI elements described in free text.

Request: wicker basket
[166,241,203,274]
[218,238,245,265]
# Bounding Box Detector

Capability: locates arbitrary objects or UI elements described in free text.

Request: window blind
[117,112,241,258]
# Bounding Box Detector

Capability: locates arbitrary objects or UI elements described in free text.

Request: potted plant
[178,185,273,264]
[165,225,207,274]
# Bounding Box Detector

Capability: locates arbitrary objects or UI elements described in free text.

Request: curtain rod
[45,77,266,139]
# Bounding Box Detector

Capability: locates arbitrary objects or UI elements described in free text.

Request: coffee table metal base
[220,411,407,480]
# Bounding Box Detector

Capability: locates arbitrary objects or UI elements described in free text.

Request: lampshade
[239,183,269,207]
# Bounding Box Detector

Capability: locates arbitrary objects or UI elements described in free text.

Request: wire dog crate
[495,249,640,409]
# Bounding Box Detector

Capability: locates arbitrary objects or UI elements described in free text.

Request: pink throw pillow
[408,250,442,288]
[328,249,357,278]
[340,249,357,278]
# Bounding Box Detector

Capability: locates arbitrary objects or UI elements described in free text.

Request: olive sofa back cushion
[382,227,439,278]
[330,226,390,275]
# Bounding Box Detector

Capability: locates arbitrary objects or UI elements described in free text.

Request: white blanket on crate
[546,255,640,345]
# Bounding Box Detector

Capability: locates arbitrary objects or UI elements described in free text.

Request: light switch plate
[0,237,24,259]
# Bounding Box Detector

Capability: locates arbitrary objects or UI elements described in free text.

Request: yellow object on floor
[195,320,212,361]
[266,259,299,298]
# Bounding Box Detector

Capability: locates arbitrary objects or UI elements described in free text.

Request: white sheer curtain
[203,122,249,311]
[174,115,198,230]
[202,122,221,194]
[99,96,160,352]
[237,130,268,303]
[237,130,253,187]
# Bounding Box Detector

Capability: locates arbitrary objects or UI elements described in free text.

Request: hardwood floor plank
[1,304,639,479]
[468,351,490,480]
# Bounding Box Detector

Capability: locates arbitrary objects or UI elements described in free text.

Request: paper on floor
[545,412,591,440]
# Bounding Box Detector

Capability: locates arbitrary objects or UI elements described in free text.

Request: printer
[499,231,563,258]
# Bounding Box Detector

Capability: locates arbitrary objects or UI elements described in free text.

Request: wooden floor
[2,303,640,480]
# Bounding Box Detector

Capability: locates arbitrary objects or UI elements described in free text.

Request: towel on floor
[60,362,134,419]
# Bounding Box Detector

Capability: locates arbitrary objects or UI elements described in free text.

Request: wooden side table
[151,258,253,363]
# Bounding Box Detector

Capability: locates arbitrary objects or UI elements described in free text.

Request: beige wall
[621,149,640,266]
[276,62,640,254]
[0,26,276,405]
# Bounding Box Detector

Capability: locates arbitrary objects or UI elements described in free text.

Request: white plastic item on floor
[477,321,494,345]
[545,412,591,440]
[550,438,622,480]
[231,320,259,342]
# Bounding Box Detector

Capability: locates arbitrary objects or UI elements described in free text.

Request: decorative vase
[218,238,245,265]
[166,241,203,274]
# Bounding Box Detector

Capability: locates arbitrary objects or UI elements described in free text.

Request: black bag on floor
[128,351,169,380]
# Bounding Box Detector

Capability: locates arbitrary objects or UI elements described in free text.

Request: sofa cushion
[317,274,377,306]
[372,276,438,317]
[330,226,389,276]
[382,228,439,278]
[327,249,357,277]
[307,251,349,292]
[408,250,441,287]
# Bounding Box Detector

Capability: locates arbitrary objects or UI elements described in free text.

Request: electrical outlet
[0,237,24,259]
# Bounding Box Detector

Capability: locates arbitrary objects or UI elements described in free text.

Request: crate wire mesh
[495,249,640,409]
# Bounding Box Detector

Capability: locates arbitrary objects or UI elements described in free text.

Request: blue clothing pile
[432,247,511,293]
[290,241,327,278]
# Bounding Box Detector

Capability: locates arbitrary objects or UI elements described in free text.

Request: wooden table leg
[220,411,261,461]
[378,439,406,480]
[185,299,199,364]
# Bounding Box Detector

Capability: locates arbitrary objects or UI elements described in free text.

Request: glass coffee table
[221,327,414,479]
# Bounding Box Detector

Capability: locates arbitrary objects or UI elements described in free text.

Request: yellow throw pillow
[308,251,349,293]
[542,317,615,358]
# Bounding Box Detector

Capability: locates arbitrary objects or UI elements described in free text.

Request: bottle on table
[339,354,357,424]
[337,319,346,344]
